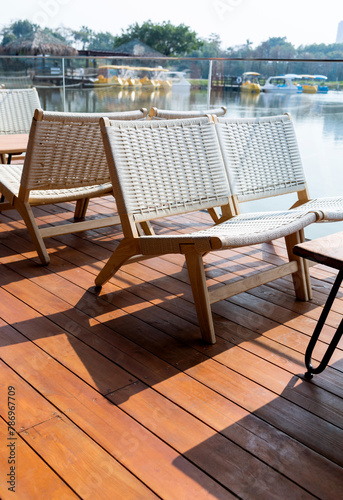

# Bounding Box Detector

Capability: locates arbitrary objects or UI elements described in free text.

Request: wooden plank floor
[0,196,342,499]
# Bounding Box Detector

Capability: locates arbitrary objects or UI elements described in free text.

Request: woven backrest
[43,108,147,122]
[101,117,231,222]
[20,108,147,191]
[148,106,226,120]
[0,88,41,134]
[216,114,307,202]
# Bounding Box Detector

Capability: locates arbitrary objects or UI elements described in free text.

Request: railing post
[207,59,213,109]
[62,57,66,111]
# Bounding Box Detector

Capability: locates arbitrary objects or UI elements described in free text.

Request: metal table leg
[305,269,343,379]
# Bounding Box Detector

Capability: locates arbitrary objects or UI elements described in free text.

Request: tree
[190,34,225,78]
[1,19,36,46]
[11,20,36,38]
[87,32,116,51]
[41,27,67,43]
[1,32,16,47]
[254,36,295,59]
[113,20,203,56]
[0,19,68,47]
[72,26,94,50]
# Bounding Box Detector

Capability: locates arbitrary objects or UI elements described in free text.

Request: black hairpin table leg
[293,231,343,379]
[304,270,343,379]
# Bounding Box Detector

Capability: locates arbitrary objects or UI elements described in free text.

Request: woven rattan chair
[95,116,321,344]
[147,106,226,120]
[215,113,343,222]
[0,88,41,135]
[147,106,227,222]
[0,107,147,265]
[0,88,41,164]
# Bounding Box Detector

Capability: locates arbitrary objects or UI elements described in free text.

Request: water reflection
[38,86,343,238]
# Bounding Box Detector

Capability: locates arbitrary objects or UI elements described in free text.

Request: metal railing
[1,55,342,111]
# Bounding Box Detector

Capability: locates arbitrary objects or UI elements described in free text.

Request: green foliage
[189,34,226,78]
[41,27,67,43]
[11,20,36,38]
[72,26,95,50]
[87,32,116,51]
[253,37,296,59]
[0,19,68,47]
[1,19,35,46]
[113,20,203,56]
[221,37,343,81]
[1,32,16,47]
[1,18,343,82]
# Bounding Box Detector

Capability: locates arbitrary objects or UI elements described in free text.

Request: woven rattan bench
[0,107,147,265]
[95,116,322,343]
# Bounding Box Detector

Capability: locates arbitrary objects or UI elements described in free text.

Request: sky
[1,0,343,49]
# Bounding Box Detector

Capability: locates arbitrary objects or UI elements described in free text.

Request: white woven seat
[291,196,343,221]
[0,164,112,204]
[138,210,318,254]
[0,107,147,265]
[147,106,226,120]
[215,113,343,222]
[95,116,321,344]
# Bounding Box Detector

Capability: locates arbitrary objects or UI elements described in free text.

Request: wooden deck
[0,196,342,499]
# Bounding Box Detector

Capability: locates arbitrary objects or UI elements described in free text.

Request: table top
[293,231,343,270]
[0,134,29,155]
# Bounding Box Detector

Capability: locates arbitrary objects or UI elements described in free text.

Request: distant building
[336,21,343,43]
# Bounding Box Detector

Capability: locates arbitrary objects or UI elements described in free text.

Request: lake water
[39,86,343,239]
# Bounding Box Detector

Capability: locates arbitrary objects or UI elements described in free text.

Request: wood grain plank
[0,321,232,499]
[1,204,343,499]
[0,419,79,500]
[21,417,158,500]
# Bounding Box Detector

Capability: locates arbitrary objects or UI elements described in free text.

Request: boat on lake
[297,75,318,94]
[154,70,191,90]
[240,72,261,93]
[283,74,329,94]
[261,75,299,93]
[92,65,131,88]
[313,75,329,93]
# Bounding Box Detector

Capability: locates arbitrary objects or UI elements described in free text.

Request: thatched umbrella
[2,29,78,56]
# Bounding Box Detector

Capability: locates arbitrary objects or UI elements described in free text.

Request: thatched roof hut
[2,29,78,56]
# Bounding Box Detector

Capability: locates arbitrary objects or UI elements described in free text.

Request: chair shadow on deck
[1,187,343,498]
[169,365,343,499]
[1,231,343,498]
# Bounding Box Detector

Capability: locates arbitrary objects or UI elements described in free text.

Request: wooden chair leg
[137,221,155,235]
[15,200,50,265]
[285,230,312,301]
[74,198,90,220]
[183,247,216,344]
[208,207,220,224]
[95,238,140,287]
